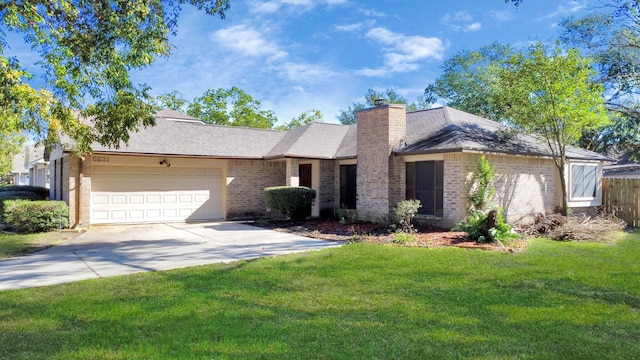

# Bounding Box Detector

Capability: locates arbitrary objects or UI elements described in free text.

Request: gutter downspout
[73,156,84,228]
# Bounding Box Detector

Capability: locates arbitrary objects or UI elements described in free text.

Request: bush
[454,209,518,245]
[393,199,421,233]
[0,187,48,222]
[3,200,69,233]
[392,232,415,244]
[336,208,358,224]
[264,186,316,220]
[0,185,49,199]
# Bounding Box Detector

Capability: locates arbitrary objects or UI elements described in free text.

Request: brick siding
[226,159,285,219]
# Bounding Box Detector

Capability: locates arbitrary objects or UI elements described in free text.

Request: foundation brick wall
[226,160,286,218]
[356,104,406,222]
[438,153,558,228]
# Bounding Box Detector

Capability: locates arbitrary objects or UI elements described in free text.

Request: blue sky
[8,0,601,126]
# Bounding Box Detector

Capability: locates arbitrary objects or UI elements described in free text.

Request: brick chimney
[356,103,407,222]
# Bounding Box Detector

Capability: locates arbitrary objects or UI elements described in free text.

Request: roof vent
[374,98,387,106]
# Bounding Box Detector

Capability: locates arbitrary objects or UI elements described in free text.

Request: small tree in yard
[491,43,610,215]
[454,156,518,244]
[394,199,421,233]
[469,155,496,212]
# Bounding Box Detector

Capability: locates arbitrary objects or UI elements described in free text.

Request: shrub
[4,200,69,233]
[469,155,495,211]
[392,232,415,244]
[454,209,518,245]
[336,208,358,224]
[264,186,316,220]
[0,188,48,221]
[0,185,49,199]
[393,199,421,233]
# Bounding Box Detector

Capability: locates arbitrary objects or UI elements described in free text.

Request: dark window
[406,160,444,216]
[340,164,357,209]
[299,164,312,188]
[571,164,597,199]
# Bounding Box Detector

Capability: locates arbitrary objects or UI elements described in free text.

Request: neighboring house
[603,163,640,179]
[8,145,49,187]
[9,152,29,185]
[48,106,612,228]
[26,145,49,188]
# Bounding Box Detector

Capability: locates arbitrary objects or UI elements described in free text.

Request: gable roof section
[92,113,286,158]
[266,122,351,159]
[398,107,612,161]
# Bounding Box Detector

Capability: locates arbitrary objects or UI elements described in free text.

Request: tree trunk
[556,161,568,216]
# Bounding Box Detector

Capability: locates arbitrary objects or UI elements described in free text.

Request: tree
[491,43,610,215]
[0,133,24,181]
[187,87,277,129]
[424,43,513,120]
[337,89,429,124]
[275,110,323,130]
[559,2,640,159]
[0,1,230,154]
[154,91,188,113]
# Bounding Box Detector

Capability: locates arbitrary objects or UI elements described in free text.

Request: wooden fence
[602,178,640,227]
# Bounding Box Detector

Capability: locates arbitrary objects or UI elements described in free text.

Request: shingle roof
[266,122,351,159]
[92,112,286,158]
[397,107,613,161]
[71,107,610,162]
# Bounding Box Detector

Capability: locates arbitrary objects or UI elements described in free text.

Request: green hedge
[0,185,49,199]
[0,187,49,221]
[264,186,316,220]
[3,200,69,233]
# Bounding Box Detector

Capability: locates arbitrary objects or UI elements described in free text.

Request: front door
[299,164,312,188]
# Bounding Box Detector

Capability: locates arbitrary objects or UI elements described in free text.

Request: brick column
[356,104,406,222]
[285,158,300,186]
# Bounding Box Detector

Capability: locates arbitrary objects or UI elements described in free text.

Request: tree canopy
[186,87,277,129]
[337,89,429,125]
[274,110,323,131]
[154,88,321,130]
[491,43,610,214]
[0,0,230,154]
[559,1,640,159]
[424,43,513,120]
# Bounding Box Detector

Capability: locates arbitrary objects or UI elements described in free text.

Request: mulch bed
[252,219,527,252]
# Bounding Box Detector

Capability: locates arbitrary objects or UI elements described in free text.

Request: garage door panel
[91,165,223,224]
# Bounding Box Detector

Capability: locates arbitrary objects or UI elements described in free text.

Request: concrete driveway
[0,222,341,291]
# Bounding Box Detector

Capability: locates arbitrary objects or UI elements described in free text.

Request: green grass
[0,232,70,258]
[1,232,639,359]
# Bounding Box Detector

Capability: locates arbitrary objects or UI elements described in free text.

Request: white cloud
[248,0,347,14]
[442,10,482,32]
[211,25,287,61]
[443,11,473,23]
[277,62,339,82]
[334,20,376,32]
[465,22,482,32]
[538,1,586,20]
[487,10,513,22]
[363,27,446,74]
[355,67,390,77]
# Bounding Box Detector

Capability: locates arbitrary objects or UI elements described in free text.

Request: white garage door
[91,165,223,224]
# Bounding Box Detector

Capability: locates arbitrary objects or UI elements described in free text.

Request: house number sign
[92,155,110,163]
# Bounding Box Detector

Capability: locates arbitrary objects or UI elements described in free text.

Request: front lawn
[1,233,638,359]
[0,231,82,259]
